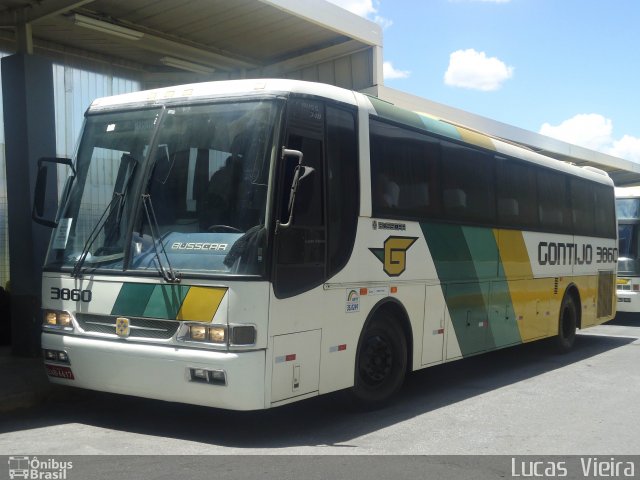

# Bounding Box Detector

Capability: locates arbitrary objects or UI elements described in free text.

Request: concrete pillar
[1,54,57,356]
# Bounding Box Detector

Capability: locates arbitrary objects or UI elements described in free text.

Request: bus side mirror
[277,148,314,232]
[32,157,75,228]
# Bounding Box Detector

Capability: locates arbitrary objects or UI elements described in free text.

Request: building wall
[0,53,140,287]
[281,49,374,90]
[0,45,373,288]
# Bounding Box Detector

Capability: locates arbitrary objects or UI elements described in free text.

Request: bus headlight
[45,311,58,325]
[186,324,227,345]
[43,309,74,331]
[209,326,226,343]
[189,325,208,342]
[58,312,72,327]
[181,324,256,347]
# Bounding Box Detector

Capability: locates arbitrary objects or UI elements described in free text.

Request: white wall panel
[0,56,140,286]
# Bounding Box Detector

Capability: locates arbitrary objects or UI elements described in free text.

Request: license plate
[618,297,631,303]
[45,364,75,380]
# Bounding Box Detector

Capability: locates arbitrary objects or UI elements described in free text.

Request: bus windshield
[616,197,640,220]
[618,224,637,259]
[616,197,640,275]
[45,100,280,277]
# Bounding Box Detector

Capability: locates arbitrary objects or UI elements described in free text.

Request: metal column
[1,53,57,356]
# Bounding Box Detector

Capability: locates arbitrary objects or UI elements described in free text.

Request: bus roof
[89,78,613,187]
[364,93,613,187]
[88,79,359,111]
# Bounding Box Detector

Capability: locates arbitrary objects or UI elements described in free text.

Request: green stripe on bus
[416,112,461,139]
[421,223,492,355]
[487,279,522,347]
[461,226,499,280]
[446,281,493,355]
[111,283,191,319]
[420,223,476,281]
[369,97,427,132]
[143,284,191,319]
[111,283,155,317]
[368,96,463,141]
[421,223,522,354]
[460,227,522,348]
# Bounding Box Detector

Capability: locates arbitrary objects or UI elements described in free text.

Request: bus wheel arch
[565,284,582,329]
[555,284,581,353]
[351,299,412,407]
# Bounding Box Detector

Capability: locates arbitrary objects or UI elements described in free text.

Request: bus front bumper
[616,290,640,313]
[42,332,267,410]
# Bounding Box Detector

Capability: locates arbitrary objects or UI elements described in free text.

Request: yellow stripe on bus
[176,287,227,322]
[457,127,496,151]
[494,229,550,342]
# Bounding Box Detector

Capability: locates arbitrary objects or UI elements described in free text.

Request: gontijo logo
[370,236,418,277]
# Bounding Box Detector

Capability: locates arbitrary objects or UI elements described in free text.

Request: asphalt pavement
[1,315,637,415]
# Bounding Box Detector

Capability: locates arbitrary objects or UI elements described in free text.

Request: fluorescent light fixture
[160,56,215,75]
[71,14,144,41]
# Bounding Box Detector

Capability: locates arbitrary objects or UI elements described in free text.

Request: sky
[326,0,640,162]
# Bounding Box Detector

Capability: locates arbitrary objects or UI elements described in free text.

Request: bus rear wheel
[351,313,407,408]
[555,293,577,353]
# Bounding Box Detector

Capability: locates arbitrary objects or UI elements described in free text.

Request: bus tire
[351,313,407,408]
[555,293,577,353]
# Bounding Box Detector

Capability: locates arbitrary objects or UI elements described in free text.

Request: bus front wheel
[351,313,407,408]
[555,293,578,353]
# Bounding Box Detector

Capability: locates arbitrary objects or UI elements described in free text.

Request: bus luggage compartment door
[271,329,321,403]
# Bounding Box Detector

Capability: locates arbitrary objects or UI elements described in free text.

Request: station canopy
[0,0,381,81]
[1,0,639,185]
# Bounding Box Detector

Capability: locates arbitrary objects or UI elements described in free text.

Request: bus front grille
[75,313,180,339]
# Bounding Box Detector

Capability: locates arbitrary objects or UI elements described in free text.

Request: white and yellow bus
[34,79,617,410]
[615,186,640,312]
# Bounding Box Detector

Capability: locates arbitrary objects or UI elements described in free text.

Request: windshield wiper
[141,193,180,283]
[71,154,137,277]
[71,191,125,278]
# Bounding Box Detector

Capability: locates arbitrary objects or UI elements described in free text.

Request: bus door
[268,98,359,404]
[269,98,327,404]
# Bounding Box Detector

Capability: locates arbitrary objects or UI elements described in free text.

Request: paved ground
[1,316,638,457]
[0,345,70,413]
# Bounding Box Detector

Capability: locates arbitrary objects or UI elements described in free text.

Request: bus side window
[537,169,570,233]
[594,184,616,238]
[441,142,495,224]
[369,118,440,220]
[273,99,326,298]
[495,157,538,229]
[326,105,358,277]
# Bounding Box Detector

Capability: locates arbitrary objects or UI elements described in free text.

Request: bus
[34,79,618,410]
[615,186,640,312]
